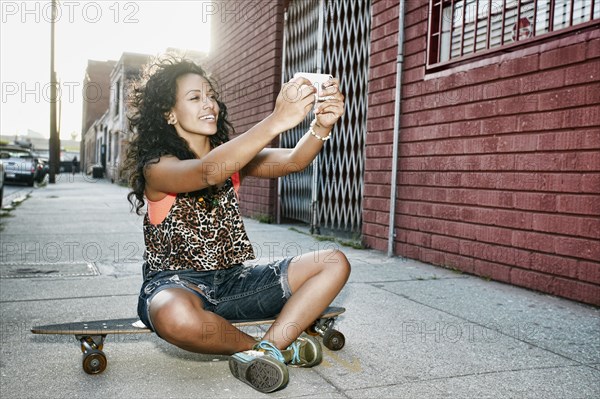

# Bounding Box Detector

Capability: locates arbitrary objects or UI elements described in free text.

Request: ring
[317,95,335,102]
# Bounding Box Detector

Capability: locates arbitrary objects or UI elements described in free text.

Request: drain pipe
[387,0,406,257]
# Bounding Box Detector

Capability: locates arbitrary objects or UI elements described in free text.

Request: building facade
[81,53,151,180]
[80,60,116,171]
[105,53,152,182]
[365,0,599,305]
[82,110,108,174]
[208,0,599,305]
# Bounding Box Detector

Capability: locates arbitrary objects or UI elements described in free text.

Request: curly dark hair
[123,56,234,215]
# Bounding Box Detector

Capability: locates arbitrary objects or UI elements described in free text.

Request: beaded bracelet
[308,119,331,141]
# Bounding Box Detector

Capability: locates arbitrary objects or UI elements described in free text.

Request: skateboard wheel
[323,329,345,351]
[82,350,107,374]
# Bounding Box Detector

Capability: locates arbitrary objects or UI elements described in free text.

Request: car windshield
[0,149,34,159]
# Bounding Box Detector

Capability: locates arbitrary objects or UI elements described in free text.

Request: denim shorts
[137,258,293,332]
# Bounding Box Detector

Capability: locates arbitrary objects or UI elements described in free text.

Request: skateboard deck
[31,306,345,375]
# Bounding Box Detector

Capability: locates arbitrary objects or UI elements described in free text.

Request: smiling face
[170,73,220,138]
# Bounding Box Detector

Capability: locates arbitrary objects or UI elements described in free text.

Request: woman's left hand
[314,78,345,129]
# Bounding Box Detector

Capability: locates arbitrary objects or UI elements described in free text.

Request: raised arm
[242,78,345,179]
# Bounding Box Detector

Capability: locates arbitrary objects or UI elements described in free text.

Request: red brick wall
[207,1,285,220]
[364,0,402,246]
[364,0,600,305]
[81,60,115,136]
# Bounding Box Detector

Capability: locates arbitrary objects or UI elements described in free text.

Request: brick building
[364,0,599,305]
[208,0,599,305]
[105,52,152,181]
[81,53,151,180]
[80,59,116,171]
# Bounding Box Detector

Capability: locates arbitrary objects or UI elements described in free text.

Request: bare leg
[263,249,351,349]
[149,288,256,354]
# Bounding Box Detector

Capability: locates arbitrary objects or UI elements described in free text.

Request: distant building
[105,52,152,182]
[83,109,108,175]
[0,129,45,150]
[80,59,116,172]
[81,53,151,181]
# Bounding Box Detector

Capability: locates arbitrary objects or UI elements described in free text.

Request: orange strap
[147,193,176,225]
[231,172,241,195]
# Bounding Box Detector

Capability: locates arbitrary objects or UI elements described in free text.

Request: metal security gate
[279,0,371,236]
[279,0,321,228]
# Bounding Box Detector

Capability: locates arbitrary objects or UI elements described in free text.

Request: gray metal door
[280,0,371,235]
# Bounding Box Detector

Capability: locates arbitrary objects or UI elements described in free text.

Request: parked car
[0,161,4,208]
[0,145,42,186]
[33,155,49,183]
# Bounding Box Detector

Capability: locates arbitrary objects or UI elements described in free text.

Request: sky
[1,1,212,141]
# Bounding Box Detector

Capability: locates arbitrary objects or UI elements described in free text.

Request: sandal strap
[254,340,286,363]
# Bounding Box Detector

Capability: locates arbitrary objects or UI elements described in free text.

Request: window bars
[428,0,600,66]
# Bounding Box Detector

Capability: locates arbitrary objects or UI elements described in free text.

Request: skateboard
[31,306,345,375]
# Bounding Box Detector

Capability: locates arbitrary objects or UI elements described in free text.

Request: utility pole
[49,0,60,183]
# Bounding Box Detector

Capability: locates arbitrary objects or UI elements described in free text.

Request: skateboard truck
[305,316,345,351]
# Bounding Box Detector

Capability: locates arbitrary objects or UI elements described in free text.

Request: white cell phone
[293,72,333,97]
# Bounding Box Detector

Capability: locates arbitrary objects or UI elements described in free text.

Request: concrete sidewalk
[0,174,598,398]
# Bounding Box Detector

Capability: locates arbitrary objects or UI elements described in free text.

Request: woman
[124,56,350,393]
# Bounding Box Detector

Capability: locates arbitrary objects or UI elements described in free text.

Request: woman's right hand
[269,77,317,132]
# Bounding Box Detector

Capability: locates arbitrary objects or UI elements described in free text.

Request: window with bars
[114,79,121,118]
[428,0,600,67]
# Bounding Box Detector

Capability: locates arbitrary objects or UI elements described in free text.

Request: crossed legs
[149,249,351,353]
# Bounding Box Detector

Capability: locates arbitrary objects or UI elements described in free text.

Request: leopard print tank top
[142,177,255,274]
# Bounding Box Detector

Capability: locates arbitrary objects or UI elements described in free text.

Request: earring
[167,115,176,125]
